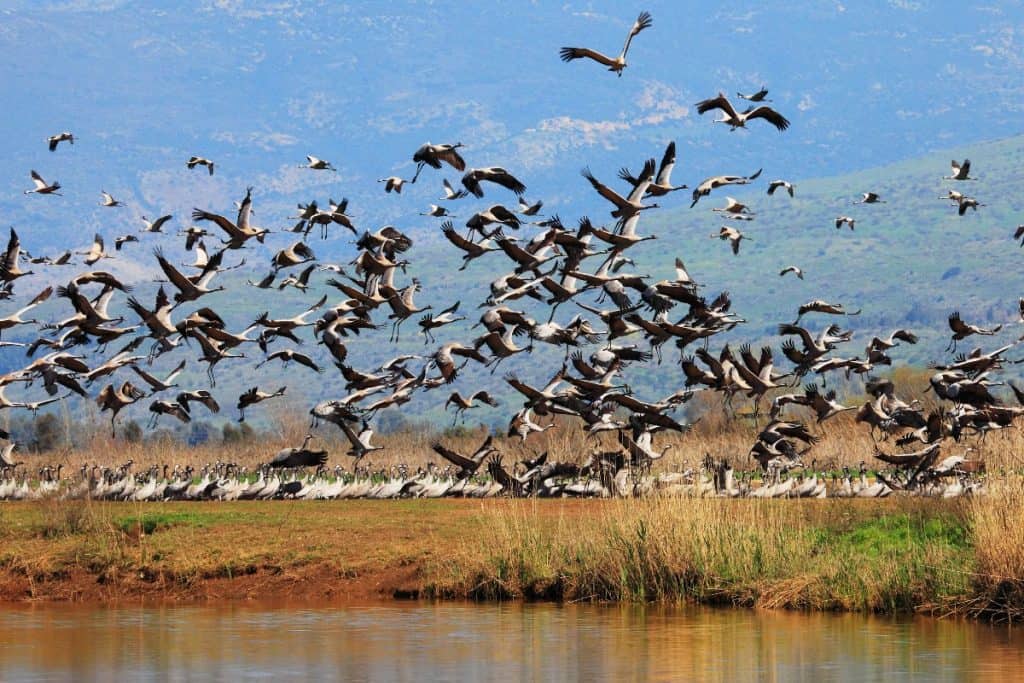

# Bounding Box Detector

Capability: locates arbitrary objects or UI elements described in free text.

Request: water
[0,602,1021,681]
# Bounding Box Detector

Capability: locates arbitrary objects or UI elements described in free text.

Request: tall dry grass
[14,367,1024,478]
[967,478,1024,621]
[24,409,1024,478]
[428,496,973,613]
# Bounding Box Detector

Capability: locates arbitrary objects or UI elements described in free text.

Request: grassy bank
[0,491,1021,621]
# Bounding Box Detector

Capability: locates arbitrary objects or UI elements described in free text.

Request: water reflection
[0,602,1020,681]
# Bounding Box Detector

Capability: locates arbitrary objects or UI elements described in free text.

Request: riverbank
[0,490,1021,621]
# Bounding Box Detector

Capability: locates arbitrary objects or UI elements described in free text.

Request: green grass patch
[116,511,221,536]
[820,512,970,558]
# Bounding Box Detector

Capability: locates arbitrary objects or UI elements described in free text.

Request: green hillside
[3,134,1024,439]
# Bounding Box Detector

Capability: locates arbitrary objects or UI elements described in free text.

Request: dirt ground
[0,498,597,604]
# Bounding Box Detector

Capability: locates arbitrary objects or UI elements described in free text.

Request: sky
[2,0,1023,258]
[1,1,1024,428]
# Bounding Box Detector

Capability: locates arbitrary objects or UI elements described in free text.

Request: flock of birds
[0,10,1016,501]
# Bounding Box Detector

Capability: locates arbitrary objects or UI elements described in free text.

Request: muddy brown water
[0,602,1021,681]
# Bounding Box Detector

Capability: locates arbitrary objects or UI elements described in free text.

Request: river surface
[0,601,1021,681]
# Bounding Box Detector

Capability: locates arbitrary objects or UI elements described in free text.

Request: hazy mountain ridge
[2,1,1024,433]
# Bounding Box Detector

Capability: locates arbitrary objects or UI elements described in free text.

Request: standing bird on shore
[24,170,61,195]
[559,11,652,77]
[695,92,790,131]
[187,156,215,175]
[944,159,974,181]
[47,131,75,151]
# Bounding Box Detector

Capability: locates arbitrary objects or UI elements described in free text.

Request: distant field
[29,378,1024,476]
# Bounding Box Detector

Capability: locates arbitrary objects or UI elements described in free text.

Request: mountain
[2,131,1022,435]
[2,1,1024,256]
[2,1,1024,434]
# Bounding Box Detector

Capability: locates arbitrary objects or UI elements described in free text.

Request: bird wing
[489,205,520,224]
[236,188,253,231]
[192,209,242,238]
[431,443,476,471]
[131,365,164,391]
[656,141,676,184]
[745,106,790,131]
[482,168,526,195]
[581,168,628,209]
[440,222,480,253]
[88,234,105,260]
[778,323,816,352]
[293,352,322,372]
[619,10,653,60]
[471,390,498,406]
[154,248,196,296]
[1,229,19,272]
[948,312,968,334]
[696,93,739,119]
[436,146,466,171]
[559,46,616,66]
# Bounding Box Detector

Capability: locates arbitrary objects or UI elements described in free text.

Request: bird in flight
[695,92,790,131]
[47,131,75,151]
[737,87,771,102]
[187,156,216,175]
[559,11,652,77]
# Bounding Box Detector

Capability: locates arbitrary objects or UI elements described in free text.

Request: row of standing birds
[0,10,1011,498]
[0,449,983,501]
